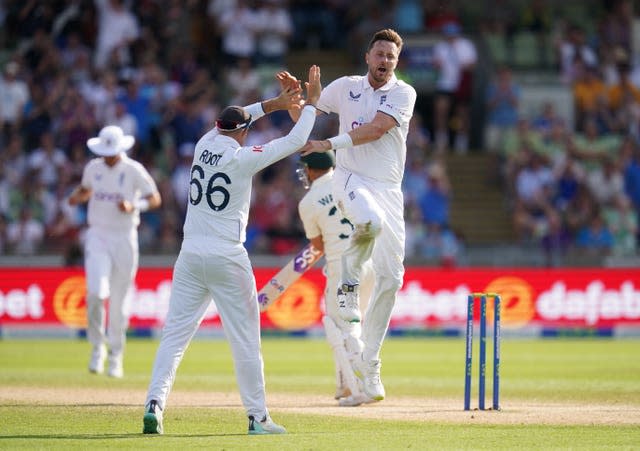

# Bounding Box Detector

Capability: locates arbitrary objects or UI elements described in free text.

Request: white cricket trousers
[145,243,269,419]
[84,227,138,359]
[332,167,405,362]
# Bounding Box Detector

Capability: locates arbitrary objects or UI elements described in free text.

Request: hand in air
[305,65,321,106]
[276,71,303,111]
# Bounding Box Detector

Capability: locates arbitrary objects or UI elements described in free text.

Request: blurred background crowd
[0,0,639,268]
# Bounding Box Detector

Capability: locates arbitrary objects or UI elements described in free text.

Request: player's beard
[369,65,392,85]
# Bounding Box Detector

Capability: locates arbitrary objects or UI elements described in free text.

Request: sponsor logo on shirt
[94,191,124,202]
[252,145,264,152]
[348,91,361,101]
[380,95,387,105]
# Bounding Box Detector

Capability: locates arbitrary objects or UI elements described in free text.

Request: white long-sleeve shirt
[181,104,317,252]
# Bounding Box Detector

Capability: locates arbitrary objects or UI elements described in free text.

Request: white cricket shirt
[316,74,416,186]
[81,154,158,231]
[298,170,352,263]
[181,104,317,252]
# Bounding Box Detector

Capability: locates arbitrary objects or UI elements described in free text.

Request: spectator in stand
[586,156,624,207]
[165,97,206,150]
[501,119,544,192]
[22,83,54,151]
[58,85,97,151]
[485,65,520,154]
[432,22,477,153]
[418,162,452,228]
[424,0,460,31]
[216,0,259,66]
[2,133,28,188]
[556,23,598,85]
[512,152,559,241]
[598,0,633,57]
[571,118,622,173]
[107,99,138,138]
[6,207,45,256]
[28,130,69,191]
[81,70,121,127]
[117,77,154,155]
[537,120,571,169]
[289,0,340,50]
[224,57,261,106]
[531,101,564,140]
[552,155,585,213]
[93,0,140,70]
[0,61,29,143]
[603,193,637,256]
[573,64,608,132]
[563,184,597,240]
[402,156,429,206]
[254,0,293,67]
[392,0,424,35]
[574,209,614,257]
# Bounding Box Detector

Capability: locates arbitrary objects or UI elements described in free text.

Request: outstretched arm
[300,112,397,155]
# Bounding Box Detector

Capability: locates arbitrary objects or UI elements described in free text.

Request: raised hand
[305,65,321,106]
[276,71,303,111]
[272,85,303,112]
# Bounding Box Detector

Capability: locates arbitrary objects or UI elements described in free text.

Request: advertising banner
[1,268,639,333]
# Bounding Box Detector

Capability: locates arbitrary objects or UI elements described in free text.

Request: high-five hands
[276,65,321,109]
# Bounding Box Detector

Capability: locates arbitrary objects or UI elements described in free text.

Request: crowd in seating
[482,0,640,265]
[0,0,637,268]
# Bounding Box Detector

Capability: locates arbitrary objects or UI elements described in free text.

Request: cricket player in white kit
[142,66,321,435]
[68,125,162,378]
[297,151,375,407]
[298,29,417,401]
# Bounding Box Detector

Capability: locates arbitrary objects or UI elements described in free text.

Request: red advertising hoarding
[1,267,639,332]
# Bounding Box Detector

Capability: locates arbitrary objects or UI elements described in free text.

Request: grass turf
[1,337,639,449]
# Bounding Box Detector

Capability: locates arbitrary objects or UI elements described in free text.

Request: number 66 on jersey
[257,243,324,311]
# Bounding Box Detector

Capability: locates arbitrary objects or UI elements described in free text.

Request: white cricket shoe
[248,415,287,435]
[337,284,361,323]
[88,346,105,374]
[338,393,378,407]
[352,355,385,401]
[143,400,163,434]
[107,354,123,378]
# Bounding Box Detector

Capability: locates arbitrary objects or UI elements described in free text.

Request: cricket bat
[257,243,323,311]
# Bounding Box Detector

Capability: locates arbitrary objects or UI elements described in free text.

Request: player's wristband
[134,198,150,212]
[328,133,353,150]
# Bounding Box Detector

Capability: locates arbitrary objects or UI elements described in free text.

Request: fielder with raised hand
[291,29,417,401]
[67,125,162,378]
[296,151,376,407]
[142,65,321,435]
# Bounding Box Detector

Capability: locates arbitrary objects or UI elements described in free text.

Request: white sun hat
[87,125,135,156]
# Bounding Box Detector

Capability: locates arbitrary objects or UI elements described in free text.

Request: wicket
[464,292,501,411]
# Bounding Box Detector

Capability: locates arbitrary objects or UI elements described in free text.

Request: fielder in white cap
[68,125,162,378]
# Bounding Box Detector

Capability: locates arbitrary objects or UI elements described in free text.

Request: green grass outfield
[1,337,639,450]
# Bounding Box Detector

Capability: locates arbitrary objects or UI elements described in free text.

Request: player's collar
[364,73,397,92]
[311,170,333,187]
[216,133,242,147]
